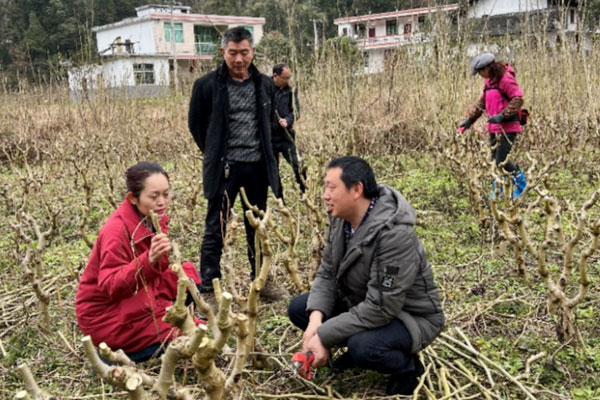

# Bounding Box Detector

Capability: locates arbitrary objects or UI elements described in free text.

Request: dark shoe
[261,280,290,301]
[331,351,356,372]
[199,283,214,293]
[385,355,425,396]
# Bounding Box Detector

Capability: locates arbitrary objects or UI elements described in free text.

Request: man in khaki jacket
[288,156,444,396]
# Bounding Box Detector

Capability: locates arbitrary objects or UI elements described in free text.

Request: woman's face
[478,66,491,79]
[129,173,170,217]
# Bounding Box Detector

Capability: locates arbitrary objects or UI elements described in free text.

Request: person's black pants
[273,139,306,198]
[489,132,518,174]
[288,293,417,375]
[200,161,269,287]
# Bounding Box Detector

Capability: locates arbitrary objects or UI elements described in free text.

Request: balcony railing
[195,42,217,55]
[355,32,426,48]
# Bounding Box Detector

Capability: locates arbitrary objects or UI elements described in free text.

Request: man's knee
[288,293,309,330]
[346,334,374,368]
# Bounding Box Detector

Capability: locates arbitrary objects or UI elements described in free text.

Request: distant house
[466,0,581,39]
[68,4,265,99]
[333,3,460,73]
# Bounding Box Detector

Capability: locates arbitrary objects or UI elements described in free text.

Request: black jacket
[271,84,300,148]
[188,62,280,199]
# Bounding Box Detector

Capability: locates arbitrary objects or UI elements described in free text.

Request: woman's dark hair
[488,60,507,83]
[327,156,379,199]
[125,161,169,198]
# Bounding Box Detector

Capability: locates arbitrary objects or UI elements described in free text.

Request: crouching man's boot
[386,355,425,396]
[511,169,527,199]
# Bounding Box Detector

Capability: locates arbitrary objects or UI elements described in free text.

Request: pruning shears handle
[292,351,315,380]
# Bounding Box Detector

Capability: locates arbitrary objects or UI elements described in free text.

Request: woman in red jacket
[76,161,201,362]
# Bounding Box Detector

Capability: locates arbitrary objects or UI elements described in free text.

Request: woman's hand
[487,113,506,123]
[148,233,172,265]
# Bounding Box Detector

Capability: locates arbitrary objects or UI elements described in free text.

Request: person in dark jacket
[288,156,444,396]
[271,62,306,197]
[75,162,202,362]
[188,27,285,299]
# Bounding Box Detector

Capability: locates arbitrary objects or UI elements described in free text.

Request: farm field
[1,36,599,399]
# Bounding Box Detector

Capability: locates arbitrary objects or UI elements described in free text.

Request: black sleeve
[188,77,211,152]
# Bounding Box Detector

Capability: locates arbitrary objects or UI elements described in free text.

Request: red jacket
[75,199,201,353]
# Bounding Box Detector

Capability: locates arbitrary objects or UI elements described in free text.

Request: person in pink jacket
[75,161,202,362]
[457,53,527,199]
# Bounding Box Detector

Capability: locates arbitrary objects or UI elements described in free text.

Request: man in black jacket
[271,62,305,198]
[188,27,283,297]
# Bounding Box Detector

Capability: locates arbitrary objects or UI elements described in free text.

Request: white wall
[68,64,103,91]
[69,58,169,91]
[468,0,549,17]
[96,20,156,55]
[102,58,169,87]
[365,49,385,74]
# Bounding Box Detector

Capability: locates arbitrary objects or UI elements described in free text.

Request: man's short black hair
[327,156,378,199]
[221,26,253,48]
[273,62,288,75]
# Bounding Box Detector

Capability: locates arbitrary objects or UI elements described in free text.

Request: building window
[363,52,369,68]
[194,26,219,55]
[386,20,397,35]
[355,23,366,37]
[404,23,412,34]
[133,63,154,85]
[165,22,183,43]
[570,8,576,24]
[243,26,254,39]
[342,27,348,36]
[418,16,426,29]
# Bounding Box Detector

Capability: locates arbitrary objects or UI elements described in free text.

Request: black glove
[458,118,473,129]
[487,114,506,123]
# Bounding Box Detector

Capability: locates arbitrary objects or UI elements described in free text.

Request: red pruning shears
[292,351,315,380]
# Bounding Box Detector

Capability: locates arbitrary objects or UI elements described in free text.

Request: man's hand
[302,311,322,348]
[278,118,288,128]
[302,311,328,366]
[304,333,329,367]
[149,233,172,264]
[487,114,505,123]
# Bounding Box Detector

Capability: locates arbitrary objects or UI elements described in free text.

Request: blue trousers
[288,293,417,375]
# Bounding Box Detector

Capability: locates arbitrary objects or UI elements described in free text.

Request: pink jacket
[483,64,523,134]
[75,199,201,353]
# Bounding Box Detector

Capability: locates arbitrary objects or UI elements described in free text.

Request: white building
[69,4,265,99]
[466,0,585,53]
[333,4,460,74]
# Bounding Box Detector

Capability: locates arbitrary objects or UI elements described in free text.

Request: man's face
[273,67,291,89]
[323,167,358,220]
[221,39,254,80]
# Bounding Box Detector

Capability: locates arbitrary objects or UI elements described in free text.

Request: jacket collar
[116,199,169,244]
[217,62,261,84]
